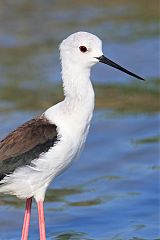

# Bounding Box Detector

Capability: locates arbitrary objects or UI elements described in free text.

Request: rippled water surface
[0,1,159,239]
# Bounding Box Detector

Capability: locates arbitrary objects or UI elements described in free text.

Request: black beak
[96,55,145,81]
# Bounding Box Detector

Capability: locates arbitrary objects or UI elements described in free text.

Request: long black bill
[96,55,145,81]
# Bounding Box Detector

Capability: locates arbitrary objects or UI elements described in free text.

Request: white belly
[0,114,91,201]
[0,88,95,201]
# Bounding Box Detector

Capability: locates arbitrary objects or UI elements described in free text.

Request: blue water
[0,111,159,240]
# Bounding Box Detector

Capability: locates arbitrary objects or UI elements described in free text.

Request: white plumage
[0,32,100,202]
[0,31,143,240]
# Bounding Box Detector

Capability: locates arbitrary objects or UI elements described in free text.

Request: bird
[0,31,144,240]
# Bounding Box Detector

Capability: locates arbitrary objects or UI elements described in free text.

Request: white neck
[45,59,95,135]
[60,58,95,125]
[61,59,95,105]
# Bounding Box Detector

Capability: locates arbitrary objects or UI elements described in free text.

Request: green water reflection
[0,81,159,114]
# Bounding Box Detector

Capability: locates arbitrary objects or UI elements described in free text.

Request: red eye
[79,46,87,53]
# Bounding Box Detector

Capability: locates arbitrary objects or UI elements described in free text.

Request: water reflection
[54,231,90,240]
[0,82,159,114]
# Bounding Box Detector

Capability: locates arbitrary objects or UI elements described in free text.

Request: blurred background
[0,0,159,239]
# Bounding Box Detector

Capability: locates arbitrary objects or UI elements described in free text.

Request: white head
[60,32,102,68]
[60,31,144,80]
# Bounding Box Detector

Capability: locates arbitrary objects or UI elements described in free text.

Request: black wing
[0,116,58,181]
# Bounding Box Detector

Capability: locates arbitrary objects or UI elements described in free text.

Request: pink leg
[37,201,46,240]
[21,197,32,240]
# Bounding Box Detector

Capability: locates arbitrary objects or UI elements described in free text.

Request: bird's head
[60,31,102,68]
[60,31,144,80]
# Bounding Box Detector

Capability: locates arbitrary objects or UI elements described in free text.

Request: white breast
[0,81,95,201]
[32,98,94,201]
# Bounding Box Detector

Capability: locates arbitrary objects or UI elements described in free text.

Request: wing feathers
[0,116,57,161]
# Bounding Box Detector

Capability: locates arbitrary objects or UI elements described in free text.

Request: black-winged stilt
[0,32,144,240]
